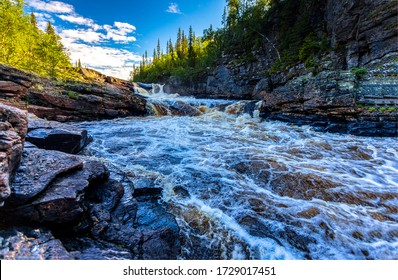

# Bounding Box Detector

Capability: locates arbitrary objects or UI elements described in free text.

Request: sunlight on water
[79,93,398,260]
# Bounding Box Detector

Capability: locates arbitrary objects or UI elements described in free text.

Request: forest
[132,0,328,83]
[0,0,79,79]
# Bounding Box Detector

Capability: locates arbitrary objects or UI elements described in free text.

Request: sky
[23,0,225,79]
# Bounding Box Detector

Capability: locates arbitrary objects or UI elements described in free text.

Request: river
[78,91,398,260]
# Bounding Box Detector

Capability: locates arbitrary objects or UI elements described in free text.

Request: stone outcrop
[0,105,27,206]
[326,0,398,68]
[0,64,148,122]
[26,117,91,154]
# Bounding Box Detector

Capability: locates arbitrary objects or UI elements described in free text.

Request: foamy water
[78,93,398,260]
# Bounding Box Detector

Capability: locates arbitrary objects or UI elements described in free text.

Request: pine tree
[156,38,161,59]
[188,25,196,66]
[30,12,37,27]
[176,28,182,59]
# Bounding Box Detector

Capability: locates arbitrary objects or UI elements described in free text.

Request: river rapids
[78,91,398,260]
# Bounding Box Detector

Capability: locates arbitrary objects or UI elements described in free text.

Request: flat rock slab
[0,227,73,260]
[4,159,109,225]
[8,148,83,206]
[27,118,91,154]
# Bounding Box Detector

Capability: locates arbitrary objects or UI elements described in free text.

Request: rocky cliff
[165,0,398,136]
[0,64,147,122]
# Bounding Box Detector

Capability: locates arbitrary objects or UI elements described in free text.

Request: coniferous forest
[132,0,329,83]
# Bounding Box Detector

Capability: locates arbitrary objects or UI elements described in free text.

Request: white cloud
[166,3,182,14]
[59,21,137,44]
[63,41,142,79]
[104,22,137,43]
[58,14,93,26]
[60,29,103,44]
[26,0,74,14]
[114,22,136,33]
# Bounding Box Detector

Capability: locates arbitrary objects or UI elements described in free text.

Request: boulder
[0,104,28,206]
[2,158,109,226]
[81,177,181,260]
[7,148,83,206]
[27,117,91,154]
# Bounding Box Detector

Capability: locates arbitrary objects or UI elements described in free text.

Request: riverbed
[79,93,398,260]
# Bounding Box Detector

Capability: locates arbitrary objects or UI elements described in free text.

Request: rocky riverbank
[0,64,147,122]
[0,104,180,260]
[164,0,398,137]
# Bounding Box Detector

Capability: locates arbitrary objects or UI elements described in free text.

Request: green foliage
[351,67,368,79]
[0,0,75,79]
[133,0,330,83]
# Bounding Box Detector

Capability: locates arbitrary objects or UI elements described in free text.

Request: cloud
[58,14,94,26]
[59,21,137,44]
[103,22,137,43]
[26,0,140,79]
[114,22,136,33]
[63,42,142,79]
[166,3,182,14]
[26,0,74,14]
[60,29,103,44]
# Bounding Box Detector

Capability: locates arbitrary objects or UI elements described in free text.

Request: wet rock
[0,227,73,260]
[133,179,162,197]
[0,104,28,206]
[173,186,190,198]
[7,148,83,206]
[2,159,109,225]
[81,177,181,260]
[27,117,91,154]
[62,238,133,260]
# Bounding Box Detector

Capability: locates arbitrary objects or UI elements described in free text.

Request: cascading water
[78,92,398,260]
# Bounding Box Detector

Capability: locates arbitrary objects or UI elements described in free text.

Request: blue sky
[24,0,225,79]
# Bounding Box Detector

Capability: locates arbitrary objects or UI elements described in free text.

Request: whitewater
[78,90,398,260]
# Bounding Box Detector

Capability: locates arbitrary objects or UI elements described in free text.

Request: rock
[0,81,28,99]
[81,177,181,260]
[0,104,27,206]
[252,78,271,100]
[133,178,163,197]
[7,148,83,206]
[2,159,109,226]
[26,117,91,154]
[0,227,73,260]
[326,0,398,68]
[0,63,148,122]
[62,238,133,260]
